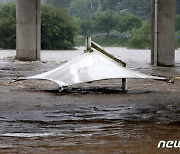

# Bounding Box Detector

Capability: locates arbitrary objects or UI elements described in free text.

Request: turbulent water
[0,48,180,153]
[0,104,180,153]
[0,103,179,153]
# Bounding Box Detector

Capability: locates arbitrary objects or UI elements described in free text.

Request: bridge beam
[16,0,40,61]
[151,0,176,66]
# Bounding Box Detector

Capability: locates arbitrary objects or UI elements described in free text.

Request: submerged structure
[25,37,166,91]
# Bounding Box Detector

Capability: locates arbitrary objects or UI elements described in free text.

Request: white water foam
[0,133,56,138]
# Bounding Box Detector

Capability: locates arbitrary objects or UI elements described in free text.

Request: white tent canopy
[27,50,165,87]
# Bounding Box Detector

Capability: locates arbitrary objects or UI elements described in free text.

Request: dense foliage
[0,0,180,49]
[78,19,93,36]
[128,21,151,49]
[46,0,180,48]
[47,0,180,17]
[0,3,78,49]
[176,14,180,32]
[94,10,119,37]
[41,5,78,49]
[116,11,142,33]
[2,0,180,16]
[0,3,16,49]
[46,0,71,8]
[176,15,180,47]
[47,0,151,20]
[78,10,142,38]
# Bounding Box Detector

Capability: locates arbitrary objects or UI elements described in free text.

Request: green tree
[117,12,142,33]
[94,10,119,37]
[69,0,98,20]
[79,20,93,36]
[46,0,72,8]
[118,0,151,19]
[176,14,180,32]
[0,3,78,49]
[0,3,16,49]
[41,5,78,49]
[128,21,151,49]
[176,15,180,47]
[100,0,120,11]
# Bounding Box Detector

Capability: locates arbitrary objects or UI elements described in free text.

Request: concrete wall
[16,0,40,61]
[151,0,176,66]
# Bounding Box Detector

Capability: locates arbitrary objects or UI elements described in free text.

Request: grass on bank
[75,35,180,49]
[75,36,129,47]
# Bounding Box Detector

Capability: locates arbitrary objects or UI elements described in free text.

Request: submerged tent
[27,50,165,88]
[22,37,167,90]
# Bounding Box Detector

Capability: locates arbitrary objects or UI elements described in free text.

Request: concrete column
[16,0,40,61]
[151,0,155,65]
[151,0,176,66]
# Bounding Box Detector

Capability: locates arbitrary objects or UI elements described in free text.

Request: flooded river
[0,47,180,153]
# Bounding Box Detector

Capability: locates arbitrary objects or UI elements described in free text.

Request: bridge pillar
[151,0,176,66]
[16,0,40,61]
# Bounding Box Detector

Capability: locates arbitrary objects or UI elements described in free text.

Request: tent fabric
[27,51,165,87]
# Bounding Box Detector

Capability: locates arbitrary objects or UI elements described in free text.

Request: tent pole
[89,37,128,91]
[85,37,93,52]
[122,78,127,91]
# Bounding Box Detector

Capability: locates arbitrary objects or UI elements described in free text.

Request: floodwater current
[0,103,179,153]
[0,47,180,153]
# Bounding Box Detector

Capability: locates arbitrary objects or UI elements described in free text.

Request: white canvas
[27,51,165,87]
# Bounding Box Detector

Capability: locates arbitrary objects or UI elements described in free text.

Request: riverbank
[75,36,180,49]
[75,36,130,47]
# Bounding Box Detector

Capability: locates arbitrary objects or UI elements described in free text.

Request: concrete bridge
[16,0,176,66]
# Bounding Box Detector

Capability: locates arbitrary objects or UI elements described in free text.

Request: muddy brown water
[0,48,180,153]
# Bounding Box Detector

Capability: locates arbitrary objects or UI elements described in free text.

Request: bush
[128,21,151,49]
[75,36,129,47]
[0,3,78,50]
[94,10,119,37]
[176,14,180,31]
[176,39,180,48]
[41,5,78,49]
[78,19,93,37]
[0,3,16,49]
[117,13,142,33]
